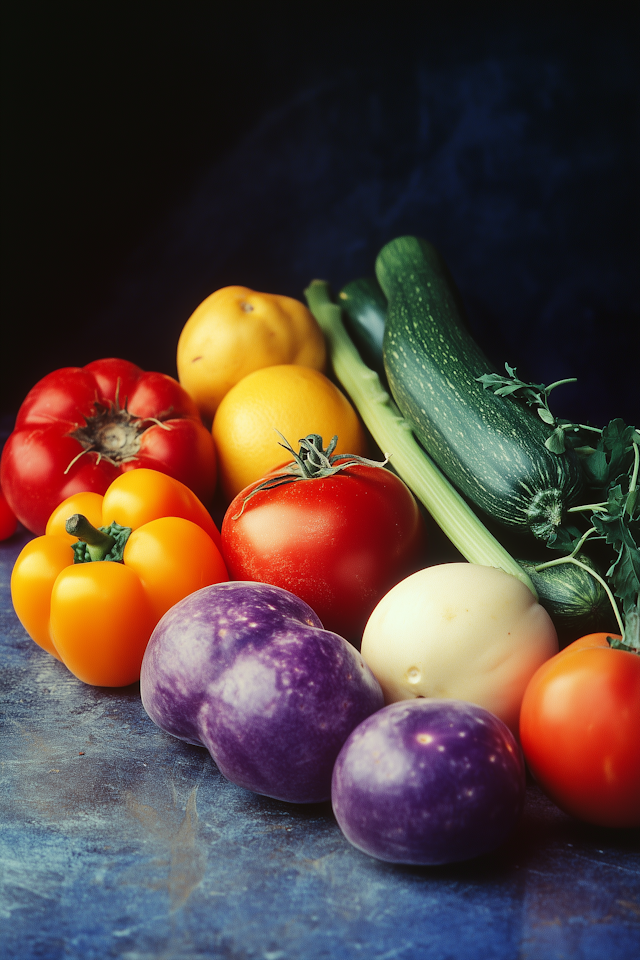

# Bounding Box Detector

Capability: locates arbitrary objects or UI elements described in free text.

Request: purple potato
[331,699,526,864]
[140,580,384,803]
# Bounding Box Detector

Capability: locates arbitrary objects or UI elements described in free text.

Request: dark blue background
[3,4,638,427]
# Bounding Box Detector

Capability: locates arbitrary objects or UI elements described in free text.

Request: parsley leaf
[476,364,581,453]
[591,484,640,610]
[476,363,569,418]
[479,361,640,647]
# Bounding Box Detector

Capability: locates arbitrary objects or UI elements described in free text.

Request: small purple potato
[140,581,384,803]
[332,699,526,864]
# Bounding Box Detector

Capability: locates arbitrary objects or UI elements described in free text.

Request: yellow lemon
[212,364,368,501]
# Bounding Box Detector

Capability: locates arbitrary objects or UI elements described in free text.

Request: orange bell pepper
[11,469,228,687]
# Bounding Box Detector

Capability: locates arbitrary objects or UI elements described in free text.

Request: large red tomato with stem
[220,434,427,644]
[519,632,640,828]
[1,358,217,535]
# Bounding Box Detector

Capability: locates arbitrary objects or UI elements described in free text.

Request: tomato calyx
[66,398,171,473]
[232,433,388,519]
[282,432,387,478]
[66,514,132,563]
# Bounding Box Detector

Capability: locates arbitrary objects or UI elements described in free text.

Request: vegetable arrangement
[3,252,639,864]
[305,245,639,651]
[303,237,639,836]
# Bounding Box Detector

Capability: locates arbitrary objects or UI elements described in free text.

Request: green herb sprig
[478,364,640,652]
[476,363,601,455]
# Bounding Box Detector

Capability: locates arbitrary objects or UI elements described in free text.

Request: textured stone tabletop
[1,530,639,960]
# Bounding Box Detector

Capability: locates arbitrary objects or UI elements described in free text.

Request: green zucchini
[518,554,617,646]
[378,236,584,542]
[304,278,538,595]
[338,277,387,376]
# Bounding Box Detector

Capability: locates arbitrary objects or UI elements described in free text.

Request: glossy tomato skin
[1,358,217,534]
[220,461,427,643]
[520,633,640,828]
[3,422,122,537]
[124,412,217,503]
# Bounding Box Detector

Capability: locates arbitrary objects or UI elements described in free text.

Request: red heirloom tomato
[220,434,427,644]
[520,632,640,828]
[1,358,217,535]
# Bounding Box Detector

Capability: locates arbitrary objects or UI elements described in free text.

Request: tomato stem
[232,433,388,519]
[277,432,387,479]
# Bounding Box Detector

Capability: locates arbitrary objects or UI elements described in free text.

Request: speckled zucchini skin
[518,556,615,643]
[378,236,583,541]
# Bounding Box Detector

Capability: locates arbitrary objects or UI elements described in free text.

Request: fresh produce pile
[2,238,639,864]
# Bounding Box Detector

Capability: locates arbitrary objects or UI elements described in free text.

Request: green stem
[545,378,578,394]
[304,279,538,597]
[558,422,599,435]
[533,526,598,571]
[630,441,639,491]
[626,441,639,517]
[565,526,598,559]
[66,514,116,562]
[568,502,609,514]
[572,445,598,457]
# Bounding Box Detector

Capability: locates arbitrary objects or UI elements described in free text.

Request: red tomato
[1,358,217,535]
[220,448,427,644]
[0,485,18,540]
[519,632,640,828]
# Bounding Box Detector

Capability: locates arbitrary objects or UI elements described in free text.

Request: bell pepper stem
[66,514,116,562]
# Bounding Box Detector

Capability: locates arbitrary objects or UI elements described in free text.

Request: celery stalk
[304,279,537,597]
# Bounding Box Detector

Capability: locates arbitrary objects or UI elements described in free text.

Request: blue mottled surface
[2,531,639,960]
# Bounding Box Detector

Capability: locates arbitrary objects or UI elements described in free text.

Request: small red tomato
[520,632,640,828]
[0,485,18,540]
[220,434,427,644]
[0,358,217,535]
